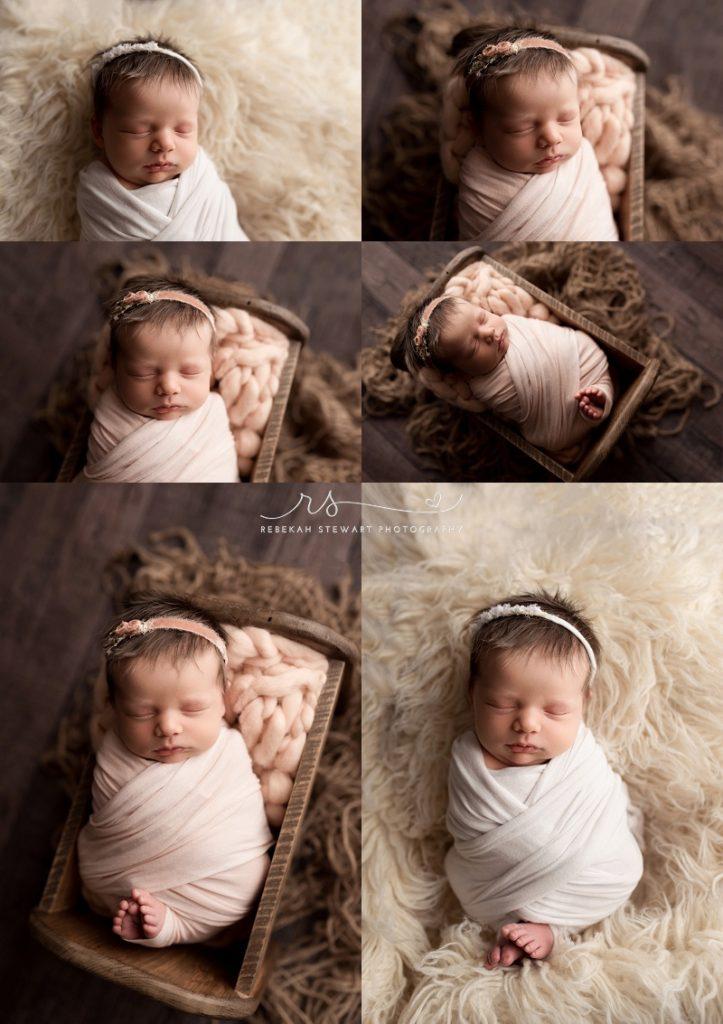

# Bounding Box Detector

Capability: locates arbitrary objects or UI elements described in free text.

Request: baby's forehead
[122,318,213,357]
[118,647,220,691]
[108,75,200,114]
[488,69,578,114]
[477,644,588,692]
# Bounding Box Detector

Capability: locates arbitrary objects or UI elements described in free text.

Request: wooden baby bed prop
[29,601,358,1019]
[391,246,659,482]
[430,25,649,243]
[56,296,309,484]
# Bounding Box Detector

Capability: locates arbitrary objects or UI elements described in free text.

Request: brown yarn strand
[43,527,361,1024]
[363,3,723,241]
[39,251,361,484]
[363,243,719,479]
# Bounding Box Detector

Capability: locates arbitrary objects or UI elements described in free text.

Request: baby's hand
[575,387,607,421]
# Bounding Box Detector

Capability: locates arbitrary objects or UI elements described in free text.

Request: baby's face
[113,646,225,763]
[92,77,199,189]
[115,320,214,419]
[470,646,588,767]
[438,300,509,376]
[481,71,582,174]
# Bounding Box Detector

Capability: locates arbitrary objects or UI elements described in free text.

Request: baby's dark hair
[466,591,600,693]
[90,36,203,122]
[106,275,216,366]
[399,294,465,374]
[453,27,576,124]
[103,592,229,702]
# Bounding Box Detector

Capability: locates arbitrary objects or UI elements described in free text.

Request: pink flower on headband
[114,619,149,637]
[122,291,155,305]
[482,41,520,58]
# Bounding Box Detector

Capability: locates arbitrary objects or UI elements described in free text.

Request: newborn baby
[445,593,644,968]
[81,276,239,482]
[78,37,248,241]
[78,594,272,947]
[454,28,618,241]
[402,294,613,460]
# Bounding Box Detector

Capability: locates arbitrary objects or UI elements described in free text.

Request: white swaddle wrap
[458,138,618,241]
[78,725,273,947]
[445,725,643,929]
[469,314,613,453]
[77,148,249,241]
[82,387,239,483]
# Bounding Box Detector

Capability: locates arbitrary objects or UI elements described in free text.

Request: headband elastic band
[414,295,450,362]
[115,289,216,330]
[90,41,203,87]
[106,616,228,665]
[471,37,570,76]
[472,603,597,678]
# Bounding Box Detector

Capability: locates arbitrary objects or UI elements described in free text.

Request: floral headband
[112,289,216,330]
[104,617,228,665]
[413,295,449,363]
[471,603,597,679]
[90,41,203,87]
[469,37,570,77]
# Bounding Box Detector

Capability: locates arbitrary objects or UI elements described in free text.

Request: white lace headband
[90,41,203,88]
[472,603,597,677]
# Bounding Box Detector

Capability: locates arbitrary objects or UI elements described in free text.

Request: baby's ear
[90,116,104,150]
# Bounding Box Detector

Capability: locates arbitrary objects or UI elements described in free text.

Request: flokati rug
[362,482,722,1023]
[0,0,360,240]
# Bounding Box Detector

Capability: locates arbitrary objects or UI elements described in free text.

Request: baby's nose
[156,372,181,395]
[538,122,563,148]
[156,711,182,736]
[514,709,540,733]
[151,130,175,153]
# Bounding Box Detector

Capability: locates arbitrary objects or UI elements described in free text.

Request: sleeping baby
[81,275,239,483]
[453,28,618,241]
[78,594,272,947]
[401,294,614,461]
[78,36,248,241]
[445,593,644,967]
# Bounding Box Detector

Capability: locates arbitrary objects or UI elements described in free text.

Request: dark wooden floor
[364,0,723,156]
[0,243,361,482]
[362,242,723,482]
[0,483,360,1024]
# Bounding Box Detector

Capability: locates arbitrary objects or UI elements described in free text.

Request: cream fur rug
[362,483,722,1024]
[0,0,360,240]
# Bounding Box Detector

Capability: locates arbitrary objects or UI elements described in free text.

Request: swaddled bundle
[78,149,248,242]
[83,388,239,482]
[445,723,643,929]
[469,313,613,454]
[458,137,619,241]
[78,724,272,946]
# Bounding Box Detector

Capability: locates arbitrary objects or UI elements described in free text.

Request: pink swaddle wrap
[457,137,619,241]
[83,388,239,482]
[469,315,613,453]
[78,724,273,947]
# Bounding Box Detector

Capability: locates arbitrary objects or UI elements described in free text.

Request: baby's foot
[112,897,143,940]
[500,921,554,960]
[575,387,606,421]
[484,935,525,970]
[130,888,167,940]
[112,889,167,941]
